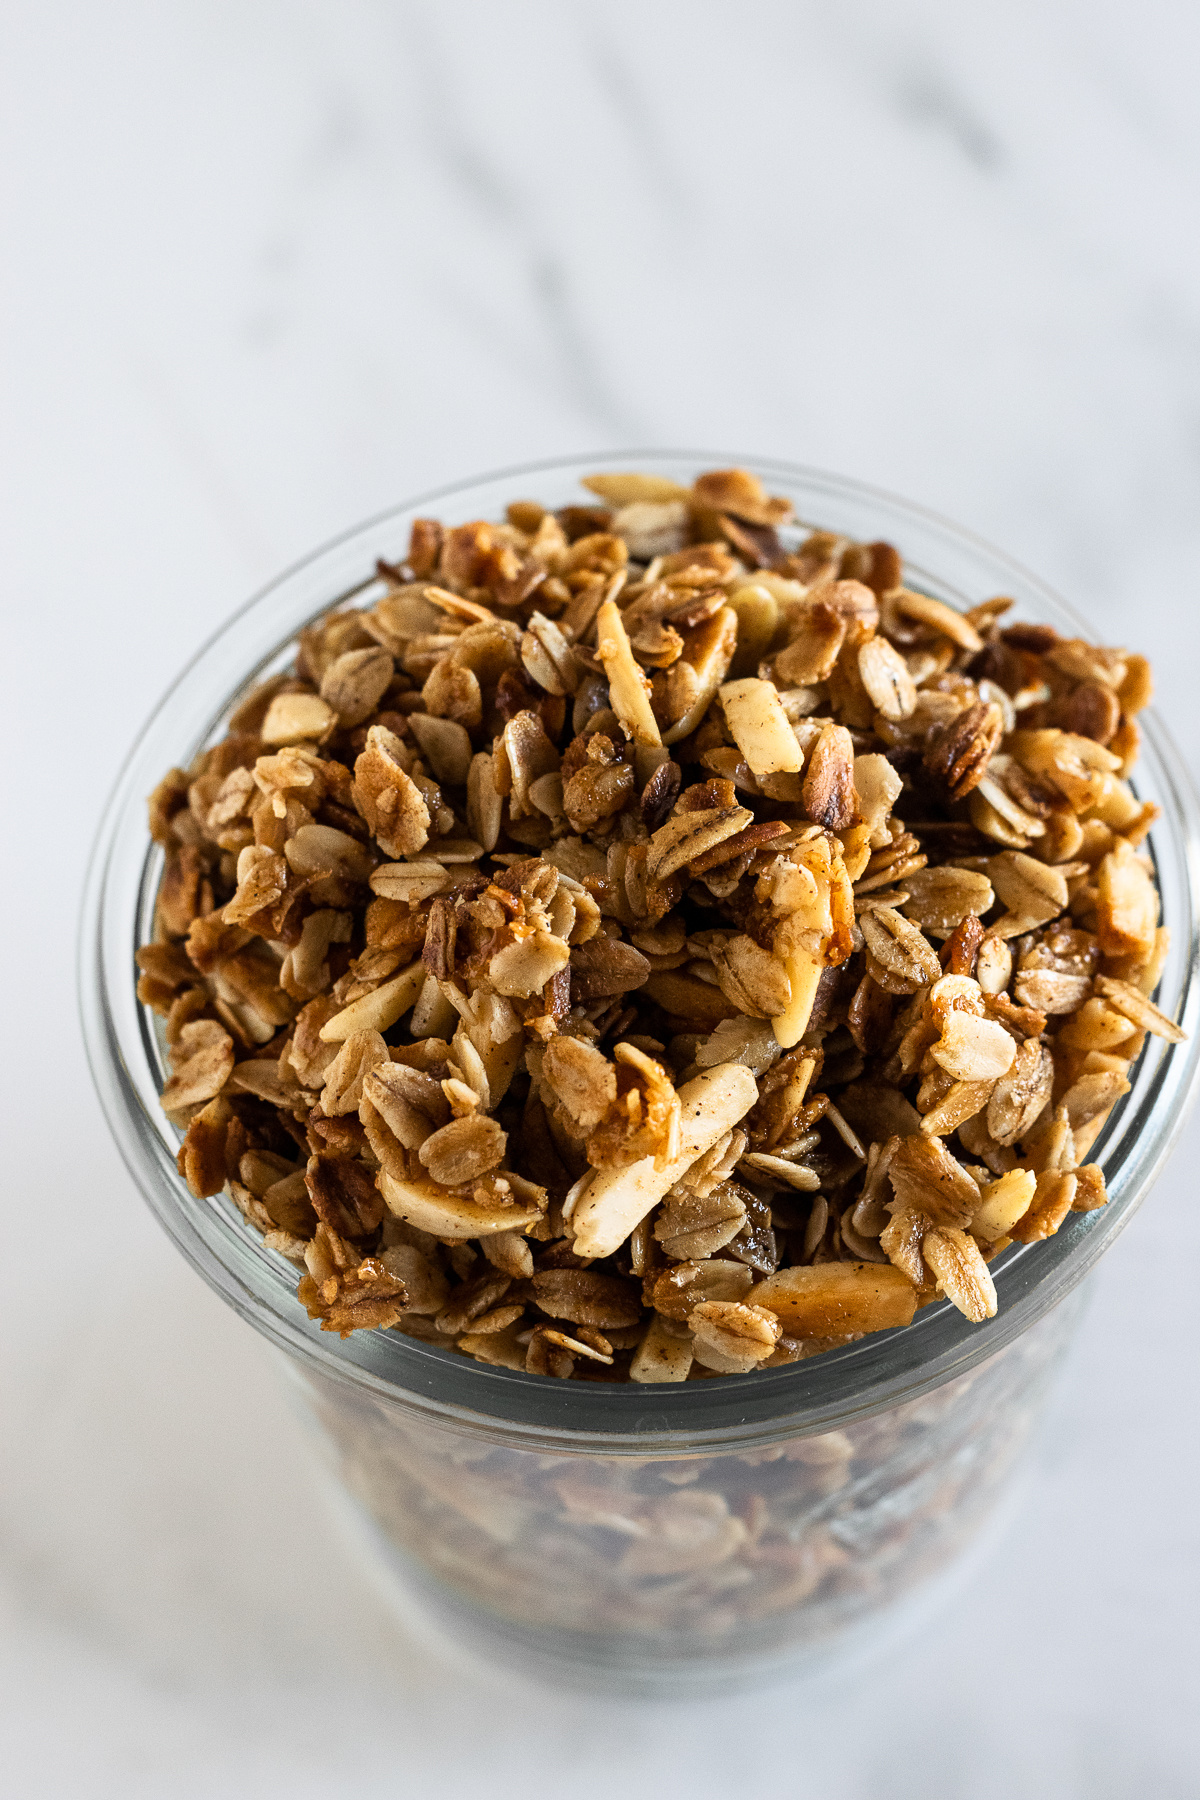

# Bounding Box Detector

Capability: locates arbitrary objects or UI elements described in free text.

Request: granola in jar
[138,465,1185,1384]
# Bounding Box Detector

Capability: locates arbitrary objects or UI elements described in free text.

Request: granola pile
[138,466,1185,1382]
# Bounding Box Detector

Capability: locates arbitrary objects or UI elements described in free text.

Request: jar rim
[79,451,1200,1451]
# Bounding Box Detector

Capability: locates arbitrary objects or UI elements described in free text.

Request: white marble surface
[3,3,1199,1794]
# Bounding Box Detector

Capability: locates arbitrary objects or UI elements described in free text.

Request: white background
[3,3,1199,1795]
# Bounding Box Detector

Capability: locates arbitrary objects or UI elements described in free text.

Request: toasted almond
[661,606,739,745]
[1096,838,1159,960]
[318,960,426,1040]
[930,1012,1017,1083]
[802,723,856,832]
[720,678,804,777]
[596,598,662,746]
[973,1167,1037,1241]
[260,691,336,745]
[727,585,780,679]
[571,1064,758,1259]
[581,471,693,505]
[378,1169,545,1241]
[747,1263,917,1336]
[629,1315,695,1383]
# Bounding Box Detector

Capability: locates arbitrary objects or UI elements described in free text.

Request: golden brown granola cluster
[139,466,1184,1380]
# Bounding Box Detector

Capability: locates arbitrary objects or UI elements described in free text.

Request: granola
[140,465,1184,1381]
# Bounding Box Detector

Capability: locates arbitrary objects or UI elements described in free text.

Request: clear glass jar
[80,455,1200,1695]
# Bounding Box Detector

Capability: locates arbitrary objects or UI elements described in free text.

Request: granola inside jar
[83,456,1200,1690]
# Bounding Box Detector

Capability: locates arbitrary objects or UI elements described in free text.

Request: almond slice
[378,1169,545,1241]
[747,1263,918,1336]
[571,1063,758,1259]
[581,472,693,506]
[661,606,739,745]
[318,960,427,1041]
[719,677,804,777]
[595,598,662,745]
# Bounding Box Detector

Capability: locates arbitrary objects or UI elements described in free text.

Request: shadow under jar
[81,454,1200,1695]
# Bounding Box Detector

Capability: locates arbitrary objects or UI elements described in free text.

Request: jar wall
[280,1290,1081,1687]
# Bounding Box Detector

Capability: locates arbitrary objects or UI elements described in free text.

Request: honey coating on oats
[140,467,1185,1379]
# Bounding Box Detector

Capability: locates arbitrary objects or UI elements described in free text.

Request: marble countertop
[3,3,1198,1794]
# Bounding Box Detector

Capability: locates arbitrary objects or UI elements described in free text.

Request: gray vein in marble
[396,15,645,441]
[589,33,692,219]
[891,61,1004,171]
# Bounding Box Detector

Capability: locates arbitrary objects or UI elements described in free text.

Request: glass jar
[80,455,1200,1695]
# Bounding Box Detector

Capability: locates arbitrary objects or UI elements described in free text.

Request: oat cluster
[138,466,1184,1382]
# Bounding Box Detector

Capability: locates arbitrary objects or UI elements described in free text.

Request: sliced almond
[720,678,804,777]
[727,585,780,679]
[930,1013,1017,1082]
[1096,838,1159,960]
[378,1169,545,1241]
[571,1064,759,1260]
[661,606,739,745]
[260,691,336,746]
[318,960,426,1041]
[747,1263,917,1336]
[581,472,693,506]
[973,1168,1037,1242]
[595,598,662,746]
